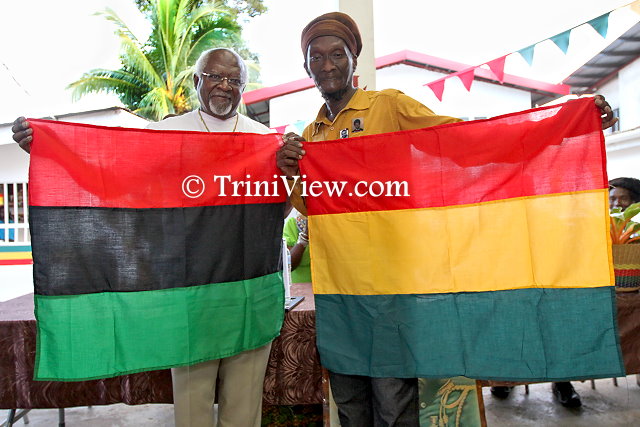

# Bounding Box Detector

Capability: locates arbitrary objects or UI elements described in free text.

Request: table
[0,283,322,410]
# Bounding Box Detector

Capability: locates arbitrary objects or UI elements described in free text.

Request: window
[0,182,30,244]
[612,108,620,132]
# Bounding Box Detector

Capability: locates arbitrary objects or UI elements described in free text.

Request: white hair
[194,48,247,81]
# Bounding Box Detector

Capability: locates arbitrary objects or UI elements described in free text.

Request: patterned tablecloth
[0,283,322,409]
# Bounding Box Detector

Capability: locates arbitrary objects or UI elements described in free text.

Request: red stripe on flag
[0,259,33,265]
[28,121,286,208]
[302,98,605,215]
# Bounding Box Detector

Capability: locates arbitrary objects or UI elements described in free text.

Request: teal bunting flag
[550,30,571,54]
[293,120,306,135]
[587,12,610,38]
[516,10,611,68]
[517,45,535,66]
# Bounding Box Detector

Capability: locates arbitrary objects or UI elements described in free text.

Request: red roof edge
[375,50,468,72]
[242,77,315,105]
[243,50,570,105]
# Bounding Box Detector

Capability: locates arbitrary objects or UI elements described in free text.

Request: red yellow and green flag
[302,98,624,381]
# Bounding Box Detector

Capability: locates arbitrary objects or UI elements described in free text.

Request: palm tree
[68,0,263,120]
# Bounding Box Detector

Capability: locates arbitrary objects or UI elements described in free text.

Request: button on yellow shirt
[290,88,461,214]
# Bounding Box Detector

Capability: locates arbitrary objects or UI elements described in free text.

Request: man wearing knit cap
[280,12,460,426]
[277,11,619,427]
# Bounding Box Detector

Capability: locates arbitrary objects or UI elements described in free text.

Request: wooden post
[475,381,488,427]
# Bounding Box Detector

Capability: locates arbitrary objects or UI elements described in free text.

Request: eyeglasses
[201,72,244,88]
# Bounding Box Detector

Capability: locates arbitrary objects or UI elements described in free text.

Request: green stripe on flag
[315,287,624,381]
[34,272,284,381]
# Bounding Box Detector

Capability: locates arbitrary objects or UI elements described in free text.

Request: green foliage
[610,202,640,244]
[68,0,265,120]
[134,0,266,17]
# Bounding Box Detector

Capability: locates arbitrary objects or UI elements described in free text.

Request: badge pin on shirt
[339,128,349,139]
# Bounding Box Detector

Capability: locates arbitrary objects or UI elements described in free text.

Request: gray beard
[209,99,233,116]
[321,87,349,102]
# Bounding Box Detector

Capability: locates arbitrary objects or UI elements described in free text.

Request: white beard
[209,98,233,116]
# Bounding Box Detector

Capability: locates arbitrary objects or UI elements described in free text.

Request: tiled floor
[3,375,640,426]
[1,404,174,427]
[483,375,640,426]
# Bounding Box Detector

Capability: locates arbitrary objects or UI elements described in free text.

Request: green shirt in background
[283,216,311,283]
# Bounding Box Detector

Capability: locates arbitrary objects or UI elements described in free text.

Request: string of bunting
[423,3,636,102]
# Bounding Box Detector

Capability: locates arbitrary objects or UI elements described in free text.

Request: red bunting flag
[425,78,445,101]
[486,56,507,83]
[456,68,476,91]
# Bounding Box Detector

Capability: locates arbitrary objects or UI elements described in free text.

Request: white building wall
[603,57,640,180]
[607,128,640,179]
[599,78,620,120]
[269,88,326,130]
[618,58,640,131]
[0,145,30,182]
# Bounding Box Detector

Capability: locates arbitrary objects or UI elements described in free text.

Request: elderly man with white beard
[12,47,275,427]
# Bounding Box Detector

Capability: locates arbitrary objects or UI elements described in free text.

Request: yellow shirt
[290,88,460,214]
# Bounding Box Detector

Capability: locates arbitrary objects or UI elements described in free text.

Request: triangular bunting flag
[293,120,306,135]
[272,125,287,134]
[457,68,476,91]
[425,78,445,102]
[518,45,535,66]
[587,12,610,38]
[550,30,571,54]
[486,56,507,83]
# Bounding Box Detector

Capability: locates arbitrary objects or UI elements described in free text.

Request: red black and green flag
[302,98,624,381]
[28,120,286,381]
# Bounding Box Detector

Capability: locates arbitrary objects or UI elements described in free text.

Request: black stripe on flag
[30,203,285,296]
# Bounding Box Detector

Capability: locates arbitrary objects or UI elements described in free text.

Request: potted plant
[611,202,640,291]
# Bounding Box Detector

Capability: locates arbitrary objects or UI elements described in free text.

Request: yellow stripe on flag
[0,252,33,260]
[310,189,612,295]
